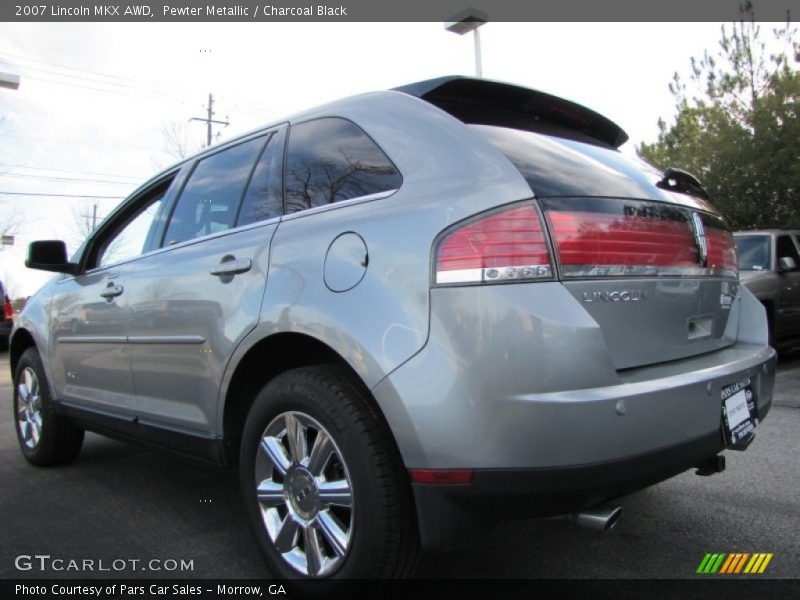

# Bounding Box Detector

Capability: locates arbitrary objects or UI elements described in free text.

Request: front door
[127,128,286,435]
[50,270,132,416]
[50,179,174,417]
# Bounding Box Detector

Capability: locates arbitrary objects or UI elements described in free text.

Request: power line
[4,134,154,151]
[14,73,183,103]
[0,163,142,181]
[0,191,125,198]
[0,173,136,186]
[0,58,172,95]
[0,51,284,115]
[0,50,178,88]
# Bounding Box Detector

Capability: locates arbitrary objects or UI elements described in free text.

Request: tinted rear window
[284,118,401,214]
[470,124,694,203]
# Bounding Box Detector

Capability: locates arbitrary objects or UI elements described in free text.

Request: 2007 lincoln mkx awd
[10,77,775,580]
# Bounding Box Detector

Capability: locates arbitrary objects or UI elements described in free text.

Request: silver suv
[11,77,775,581]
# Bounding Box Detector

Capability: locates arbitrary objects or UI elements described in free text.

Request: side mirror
[26,241,80,275]
[778,256,797,272]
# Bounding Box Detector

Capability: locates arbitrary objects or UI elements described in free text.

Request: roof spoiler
[394,76,629,148]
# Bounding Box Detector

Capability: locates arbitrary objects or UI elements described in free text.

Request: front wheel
[239,365,420,581]
[13,347,84,466]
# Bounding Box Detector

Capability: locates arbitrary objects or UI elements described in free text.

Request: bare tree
[0,112,21,253]
[0,204,23,253]
[68,200,100,251]
[151,120,204,170]
[285,149,399,214]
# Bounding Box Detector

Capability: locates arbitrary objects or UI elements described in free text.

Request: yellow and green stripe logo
[696,552,773,574]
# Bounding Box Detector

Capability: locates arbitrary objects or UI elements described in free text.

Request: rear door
[125,127,286,435]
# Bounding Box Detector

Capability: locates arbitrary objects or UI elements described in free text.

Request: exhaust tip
[570,504,623,531]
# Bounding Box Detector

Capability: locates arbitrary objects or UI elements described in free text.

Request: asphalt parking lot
[0,349,798,580]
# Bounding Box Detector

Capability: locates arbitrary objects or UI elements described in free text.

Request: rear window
[735,235,771,271]
[469,124,712,213]
[284,118,401,214]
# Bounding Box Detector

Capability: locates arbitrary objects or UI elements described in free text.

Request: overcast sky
[0,22,733,297]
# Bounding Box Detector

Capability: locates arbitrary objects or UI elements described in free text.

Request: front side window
[96,185,170,268]
[735,235,771,271]
[284,118,401,214]
[163,136,266,245]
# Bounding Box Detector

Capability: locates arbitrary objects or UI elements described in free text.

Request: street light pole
[473,27,483,77]
[445,9,488,78]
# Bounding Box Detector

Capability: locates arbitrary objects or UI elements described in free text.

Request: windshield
[735,235,771,271]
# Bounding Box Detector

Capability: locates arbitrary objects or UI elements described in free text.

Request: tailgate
[539,197,739,370]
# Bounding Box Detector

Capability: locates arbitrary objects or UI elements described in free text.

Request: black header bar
[3,0,798,23]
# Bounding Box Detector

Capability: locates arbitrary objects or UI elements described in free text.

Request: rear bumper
[371,282,776,550]
[385,340,775,550]
[411,427,761,551]
[0,320,11,341]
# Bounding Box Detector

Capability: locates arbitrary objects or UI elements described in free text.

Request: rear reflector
[409,469,475,484]
[435,204,553,284]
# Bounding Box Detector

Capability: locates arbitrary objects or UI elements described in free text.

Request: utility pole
[81,204,100,232]
[191,93,229,147]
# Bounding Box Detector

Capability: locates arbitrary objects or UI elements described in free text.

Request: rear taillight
[435,204,553,284]
[3,298,12,321]
[545,207,701,278]
[435,199,736,285]
[705,227,738,278]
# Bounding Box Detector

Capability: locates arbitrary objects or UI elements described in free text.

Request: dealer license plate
[720,378,758,446]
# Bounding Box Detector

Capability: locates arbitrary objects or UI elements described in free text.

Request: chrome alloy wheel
[17,367,43,449]
[255,411,354,577]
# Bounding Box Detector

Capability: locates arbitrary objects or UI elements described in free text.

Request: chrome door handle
[99,284,124,299]
[210,257,252,276]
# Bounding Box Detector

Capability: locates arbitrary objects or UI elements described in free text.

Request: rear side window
[163,136,266,245]
[284,118,401,214]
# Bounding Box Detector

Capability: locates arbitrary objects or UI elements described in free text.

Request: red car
[0,280,13,351]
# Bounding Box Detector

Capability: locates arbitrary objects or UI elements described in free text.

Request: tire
[13,347,84,466]
[239,365,420,584]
